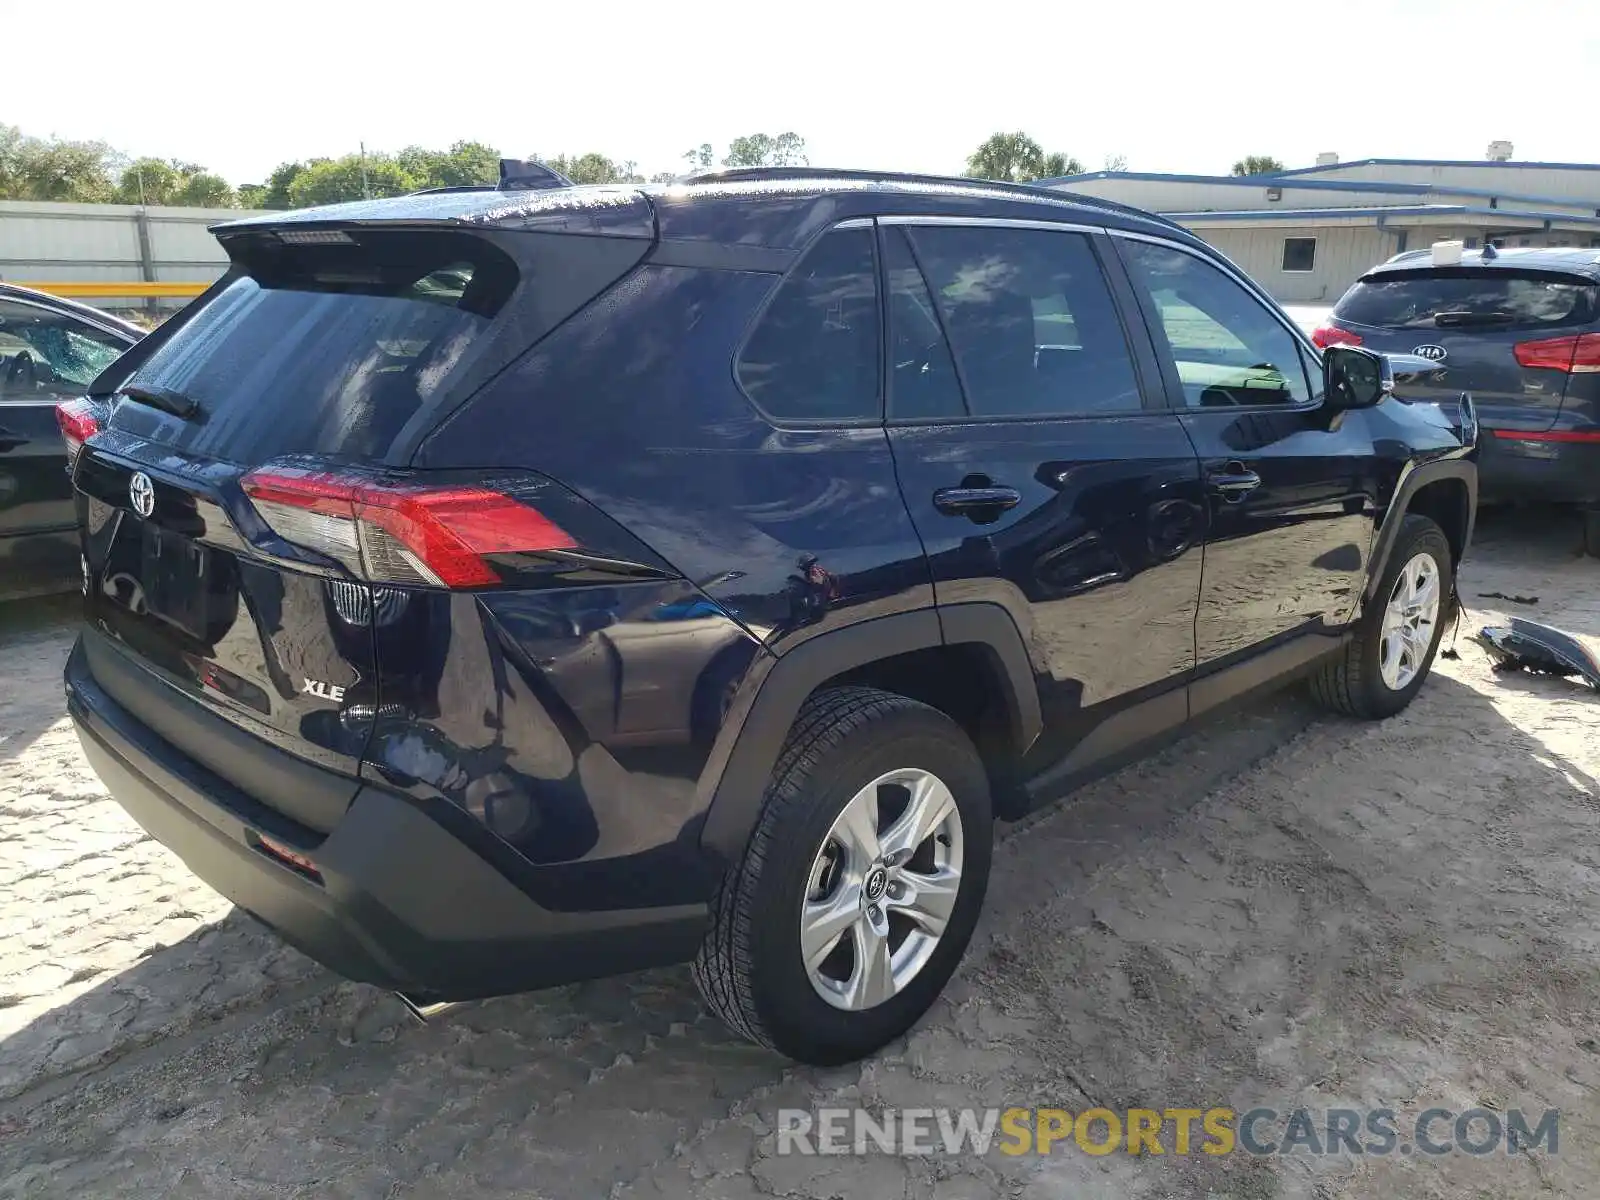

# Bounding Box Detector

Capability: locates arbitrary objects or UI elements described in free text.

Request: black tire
[692,686,992,1065]
[1310,514,1453,719]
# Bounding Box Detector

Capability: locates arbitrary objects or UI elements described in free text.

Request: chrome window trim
[878,214,1100,235]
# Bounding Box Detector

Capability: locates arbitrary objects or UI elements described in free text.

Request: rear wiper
[120,383,200,419]
[1432,310,1515,327]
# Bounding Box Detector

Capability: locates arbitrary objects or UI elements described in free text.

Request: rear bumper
[1478,429,1600,506]
[65,638,708,1000]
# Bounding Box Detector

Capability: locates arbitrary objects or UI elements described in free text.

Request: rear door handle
[0,429,27,453]
[933,485,1022,517]
[1206,463,1261,499]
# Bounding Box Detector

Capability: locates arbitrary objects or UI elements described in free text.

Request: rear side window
[1335,270,1598,330]
[737,227,880,422]
[884,228,965,420]
[906,226,1141,417]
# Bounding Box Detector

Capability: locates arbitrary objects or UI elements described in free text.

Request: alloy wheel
[1379,551,1441,691]
[800,768,964,1011]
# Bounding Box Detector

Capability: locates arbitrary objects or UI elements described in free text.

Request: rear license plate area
[140,524,209,636]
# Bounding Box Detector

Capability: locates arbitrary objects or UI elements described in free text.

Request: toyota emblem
[129,471,155,518]
[1412,344,1448,362]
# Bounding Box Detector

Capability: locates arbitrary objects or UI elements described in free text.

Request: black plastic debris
[1474,618,1600,691]
[1478,591,1539,606]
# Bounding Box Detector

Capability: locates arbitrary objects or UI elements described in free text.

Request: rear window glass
[736,227,880,422]
[122,231,519,460]
[1335,270,1596,330]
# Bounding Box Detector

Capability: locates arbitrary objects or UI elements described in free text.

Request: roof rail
[684,167,1185,232]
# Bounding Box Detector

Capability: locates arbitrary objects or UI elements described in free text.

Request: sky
[5,0,1598,186]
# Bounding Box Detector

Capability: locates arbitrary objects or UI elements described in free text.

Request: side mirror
[1323,345,1389,410]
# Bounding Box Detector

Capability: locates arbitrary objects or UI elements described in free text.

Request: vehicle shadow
[0,592,81,768]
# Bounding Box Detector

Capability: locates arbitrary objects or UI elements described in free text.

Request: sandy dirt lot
[1,509,1597,1199]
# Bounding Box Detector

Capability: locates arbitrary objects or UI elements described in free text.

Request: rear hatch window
[109,225,650,463]
[1335,269,1596,331]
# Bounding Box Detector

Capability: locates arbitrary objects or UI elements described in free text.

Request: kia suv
[1314,246,1599,554]
[63,170,1477,1065]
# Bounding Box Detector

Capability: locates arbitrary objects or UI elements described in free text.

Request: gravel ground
[1,509,1597,1199]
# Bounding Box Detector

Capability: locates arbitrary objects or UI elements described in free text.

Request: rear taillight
[55,398,100,468]
[241,465,577,589]
[1312,325,1362,349]
[1513,332,1600,374]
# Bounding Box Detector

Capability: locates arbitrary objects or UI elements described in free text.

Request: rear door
[882,219,1207,779]
[1114,234,1378,676]
[0,296,133,595]
[1330,267,1599,432]
[76,222,651,834]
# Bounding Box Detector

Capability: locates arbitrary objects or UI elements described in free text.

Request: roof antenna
[1481,237,1498,260]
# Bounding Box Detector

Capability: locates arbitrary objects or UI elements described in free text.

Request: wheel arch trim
[696,604,1040,864]
[1364,457,1477,610]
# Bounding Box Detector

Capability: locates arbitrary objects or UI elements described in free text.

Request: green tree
[398,140,500,190]
[649,171,679,184]
[683,143,714,172]
[113,157,182,204]
[1040,151,1084,179]
[1103,153,1129,172]
[722,132,807,168]
[1231,155,1285,176]
[262,160,309,209]
[0,129,115,201]
[538,153,643,184]
[287,154,413,207]
[964,132,1079,183]
[113,158,234,207]
[175,171,234,207]
[237,182,269,209]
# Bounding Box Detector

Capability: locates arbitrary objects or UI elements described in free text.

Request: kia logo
[1413,344,1448,362]
[129,471,155,518]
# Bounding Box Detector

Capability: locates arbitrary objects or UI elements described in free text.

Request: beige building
[1042,153,1600,304]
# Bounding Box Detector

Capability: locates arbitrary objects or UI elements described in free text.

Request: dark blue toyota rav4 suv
[62,169,1477,1064]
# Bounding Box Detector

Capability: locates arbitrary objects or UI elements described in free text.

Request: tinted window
[1333,270,1597,330]
[1282,237,1316,272]
[1121,240,1311,408]
[123,230,520,459]
[0,300,129,402]
[738,228,880,421]
[905,226,1141,418]
[884,228,964,419]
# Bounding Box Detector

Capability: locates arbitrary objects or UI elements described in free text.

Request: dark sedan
[0,283,142,600]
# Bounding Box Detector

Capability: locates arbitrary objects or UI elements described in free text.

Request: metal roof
[1034,170,1600,214]
[1162,204,1600,228]
[1270,157,1600,177]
